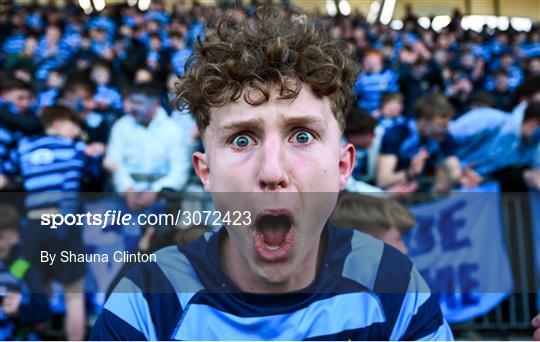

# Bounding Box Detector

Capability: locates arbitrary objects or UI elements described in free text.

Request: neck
[220,228,327,293]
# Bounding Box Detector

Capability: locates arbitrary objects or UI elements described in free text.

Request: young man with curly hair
[91,8,453,341]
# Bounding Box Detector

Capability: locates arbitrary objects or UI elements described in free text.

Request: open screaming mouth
[253,210,295,261]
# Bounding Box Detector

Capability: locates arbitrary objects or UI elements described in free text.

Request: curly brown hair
[175,6,357,132]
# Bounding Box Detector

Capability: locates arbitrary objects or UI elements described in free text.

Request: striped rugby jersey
[91,225,453,341]
[8,135,101,210]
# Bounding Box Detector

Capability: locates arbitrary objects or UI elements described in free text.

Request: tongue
[262,226,288,246]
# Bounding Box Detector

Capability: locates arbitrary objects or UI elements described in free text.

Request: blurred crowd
[0,0,540,339]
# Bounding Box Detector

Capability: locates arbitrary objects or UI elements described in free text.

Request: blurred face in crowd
[528,58,540,76]
[91,66,111,86]
[193,84,354,291]
[119,25,134,39]
[417,116,451,141]
[460,53,474,69]
[24,36,38,55]
[150,37,162,51]
[147,21,160,33]
[45,25,61,44]
[495,74,508,92]
[134,69,154,84]
[501,54,514,68]
[49,119,81,140]
[0,229,19,260]
[170,35,185,51]
[61,86,95,114]
[363,53,383,73]
[522,118,540,145]
[126,93,159,126]
[2,88,33,114]
[381,99,403,117]
[47,71,65,89]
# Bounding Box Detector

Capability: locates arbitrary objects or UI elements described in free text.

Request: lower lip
[253,228,294,262]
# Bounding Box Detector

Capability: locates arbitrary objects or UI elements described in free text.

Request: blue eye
[292,131,313,144]
[232,135,253,148]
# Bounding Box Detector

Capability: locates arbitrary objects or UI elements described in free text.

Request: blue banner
[530,190,540,312]
[404,183,514,323]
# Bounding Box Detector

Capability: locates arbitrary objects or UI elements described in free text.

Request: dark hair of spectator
[126,82,162,99]
[149,33,161,41]
[470,90,495,108]
[414,93,455,120]
[0,204,19,232]
[60,73,97,98]
[330,193,415,234]
[175,6,358,132]
[0,77,33,93]
[40,105,81,129]
[381,92,404,107]
[344,107,377,135]
[524,101,540,122]
[514,76,540,103]
[170,31,184,40]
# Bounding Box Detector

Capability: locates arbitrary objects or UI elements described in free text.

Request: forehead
[129,93,156,103]
[207,85,336,132]
[3,88,31,96]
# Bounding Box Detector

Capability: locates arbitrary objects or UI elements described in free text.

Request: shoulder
[337,228,413,291]
[334,228,451,340]
[94,245,205,340]
[381,123,409,152]
[121,245,204,295]
[111,115,134,130]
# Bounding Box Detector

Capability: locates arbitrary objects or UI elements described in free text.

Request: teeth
[265,243,280,250]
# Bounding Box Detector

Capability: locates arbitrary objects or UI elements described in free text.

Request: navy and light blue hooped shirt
[91,225,453,341]
[380,120,457,174]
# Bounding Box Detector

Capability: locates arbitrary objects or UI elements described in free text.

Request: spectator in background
[343,107,417,195]
[145,34,170,84]
[9,105,104,341]
[0,78,34,116]
[398,41,444,117]
[377,93,472,193]
[4,35,38,74]
[34,24,71,83]
[113,24,147,89]
[90,61,123,113]
[57,74,114,145]
[344,108,378,187]
[331,192,414,255]
[446,70,474,114]
[104,83,191,199]
[0,204,50,340]
[68,32,98,74]
[450,101,540,192]
[378,92,406,129]
[533,313,540,340]
[491,71,513,112]
[169,31,192,77]
[0,78,38,189]
[354,49,398,114]
[36,68,65,108]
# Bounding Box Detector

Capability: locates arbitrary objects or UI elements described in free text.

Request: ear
[338,143,355,191]
[193,151,211,192]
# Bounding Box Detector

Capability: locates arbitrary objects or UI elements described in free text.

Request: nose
[257,135,290,191]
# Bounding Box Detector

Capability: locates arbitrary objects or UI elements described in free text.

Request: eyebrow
[283,115,328,129]
[220,114,327,133]
[220,118,265,133]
